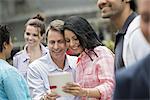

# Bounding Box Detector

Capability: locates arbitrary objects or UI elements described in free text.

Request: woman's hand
[62,82,87,96]
[41,90,60,100]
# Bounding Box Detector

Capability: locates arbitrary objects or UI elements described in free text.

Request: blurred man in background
[97,0,150,69]
[113,0,150,99]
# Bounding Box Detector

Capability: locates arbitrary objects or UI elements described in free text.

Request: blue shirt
[0,59,31,100]
[27,53,78,100]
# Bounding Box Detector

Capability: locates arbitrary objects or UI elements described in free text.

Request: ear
[3,42,8,50]
[125,0,131,3]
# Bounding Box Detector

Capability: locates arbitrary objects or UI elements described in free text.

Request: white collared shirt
[13,44,48,79]
[27,52,78,100]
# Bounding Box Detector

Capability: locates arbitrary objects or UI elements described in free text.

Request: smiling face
[47,29,66,60]
[24,25,43,47]
[64,29,83,55]
[97,0,126,19]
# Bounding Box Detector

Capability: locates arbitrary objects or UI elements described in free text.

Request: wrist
[40,94,46,100]
[82,88,89,97]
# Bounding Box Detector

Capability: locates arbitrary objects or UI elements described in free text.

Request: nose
[28,35,33,40]
[70,40,76,48]
[53,42,59,50]
[97,0,107,9]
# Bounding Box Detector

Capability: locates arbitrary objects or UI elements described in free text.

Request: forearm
[96,80,115,99]
[82,88,101,98]
[27,72,46,99]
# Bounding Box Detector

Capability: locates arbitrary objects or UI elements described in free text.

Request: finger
[63,89,79,96]
[46,94,57,100]
[47,96,56,100]
[65,82,73,86]
[47,93,57,97]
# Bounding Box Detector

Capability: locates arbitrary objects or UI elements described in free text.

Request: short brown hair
[46,19,64,36]
[25,14,46,36]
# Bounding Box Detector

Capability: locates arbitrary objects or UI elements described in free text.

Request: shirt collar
[40,44,48,56]
[117,12,137,35]
[46,53,73,72]
[22,44,48,62]
[22,45,30,62]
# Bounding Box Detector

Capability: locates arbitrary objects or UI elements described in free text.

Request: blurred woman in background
[13,14,48,79]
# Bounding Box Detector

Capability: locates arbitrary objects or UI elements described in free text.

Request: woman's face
[64,29,83,55]
[24,25,43,47]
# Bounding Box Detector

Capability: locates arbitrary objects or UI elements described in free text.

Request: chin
[101,14,110,18]
[73,51,80,55]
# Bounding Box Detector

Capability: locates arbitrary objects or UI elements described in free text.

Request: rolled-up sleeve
[27,63,47,100]
[96,53,115,100]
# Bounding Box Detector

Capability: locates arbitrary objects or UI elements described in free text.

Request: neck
[112,7,133,30]
[0,53,6,60]
[27,44,41,53]
[27,44,42,63]
[52,55,66,70]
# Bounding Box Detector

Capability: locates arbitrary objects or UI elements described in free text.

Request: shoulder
[66,54,78,61]
[29,59,43,69]
[129,15,140,30]
[128,28,150,58]
[125,15,141,38]
[1,64,22,79]
[94,46,114,57]
[13,50,25,58]
[28,55,48,70]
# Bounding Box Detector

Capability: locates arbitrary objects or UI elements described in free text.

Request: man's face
[138,0,150,43]
[97,0,125,19]
[47,30,66,60]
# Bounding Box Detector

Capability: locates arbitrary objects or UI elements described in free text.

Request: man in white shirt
[27,20,78,100]
[97,0,150,69]
[113,0,150,99]
[123,15,150,66]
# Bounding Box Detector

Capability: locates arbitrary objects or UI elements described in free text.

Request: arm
[62,82,101,98]
[63,54,115,99]
[4,68,31,100]
[27,62,61,100]
[95,50,115,100]
[13,55,18,68]
[63,47,115,99]
[27,63,47,100]
[130,32,150,62]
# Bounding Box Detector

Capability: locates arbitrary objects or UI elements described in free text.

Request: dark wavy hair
[0,25,10,52]
[63,16,102,60]
[25,14,46,36]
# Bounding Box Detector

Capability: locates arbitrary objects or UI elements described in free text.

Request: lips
[101,6,110,13]
[52,50,64,55]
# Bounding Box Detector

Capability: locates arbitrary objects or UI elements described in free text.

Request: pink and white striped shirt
[76,46,115,100]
